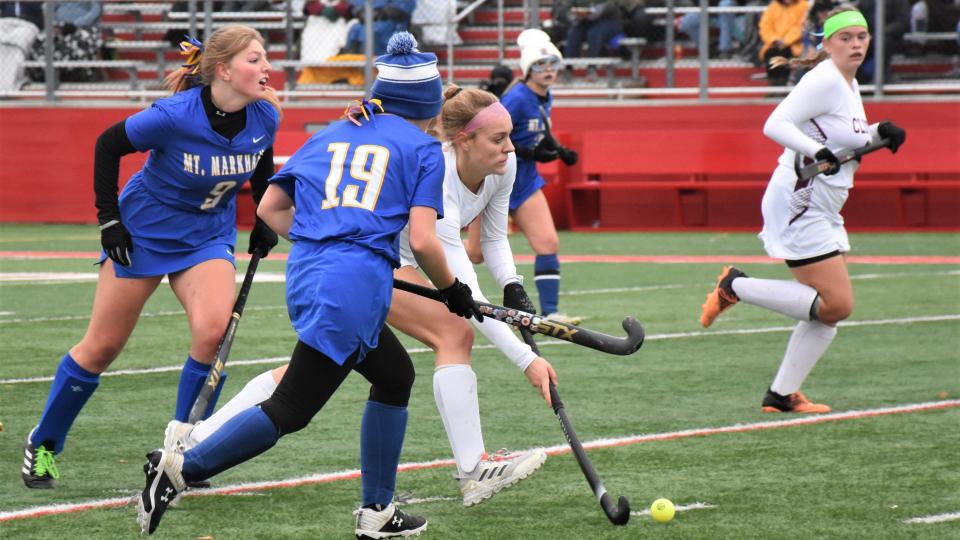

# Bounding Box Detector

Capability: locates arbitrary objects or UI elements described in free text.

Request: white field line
[2,267,959,324]
[904,511,960,524]
[0,272,289,286]
[1,400,957,523]
[631,501,716,516]
[2,314,958,385]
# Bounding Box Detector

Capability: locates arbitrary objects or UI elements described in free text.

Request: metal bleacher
[8,0,959,103]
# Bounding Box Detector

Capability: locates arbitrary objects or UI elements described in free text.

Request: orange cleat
[699,266,746,328]
[761,389,831,413]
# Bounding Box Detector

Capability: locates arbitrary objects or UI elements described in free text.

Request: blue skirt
[104,179,238,278]
[285,240,394,365]
[508,161,546,211]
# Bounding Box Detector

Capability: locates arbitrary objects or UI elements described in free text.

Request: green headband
[823,11,869,40]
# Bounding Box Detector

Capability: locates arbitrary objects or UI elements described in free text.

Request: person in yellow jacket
[759,0,810,85]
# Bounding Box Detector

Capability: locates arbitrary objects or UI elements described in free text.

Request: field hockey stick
[797,138,892,181]
[187,253,261,424]
[520,328,630,525]
[393,279,645,356]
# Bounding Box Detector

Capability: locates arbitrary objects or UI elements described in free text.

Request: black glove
[532,138,560,163]
[877,121,906,154]
[248,217,278,258]
[556,145,579,166]
[100,220,134,267]
[503,282,536,314]
[814,147,841,176]
[439,278,484,321]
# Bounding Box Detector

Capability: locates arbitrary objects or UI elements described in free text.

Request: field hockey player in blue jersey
[21,25,282,490]
[164,85,557,510]
[137,32,482,539]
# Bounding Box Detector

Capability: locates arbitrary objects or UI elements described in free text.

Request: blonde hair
[769,5,862,71]
[438,84,499,142]
[163,25,282,116]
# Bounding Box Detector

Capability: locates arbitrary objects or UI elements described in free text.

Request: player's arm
[409,206,483,321]
[762,72,835,158]
[256,183,294,241]
[247,147,279,257]
[94,120,138,266]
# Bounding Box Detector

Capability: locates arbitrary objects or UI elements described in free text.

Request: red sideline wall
[1,101,958,227]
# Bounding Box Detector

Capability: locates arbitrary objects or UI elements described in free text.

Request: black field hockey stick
[187,253,261,423]
[797,138,892,181]
[520,329,630,525]
[393,279,645,356]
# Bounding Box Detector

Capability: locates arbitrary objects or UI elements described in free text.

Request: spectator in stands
[793,0,831,81]
[478,29,582,324]
[758,0,809,85]
[342,0,416,55]
[412,0,461,46]
[562,0,626,80]
[0,2,40,91]
[700,6,906,414]
[0,1,43,28]
[856,0,910,83]
[32,1,105,82]
[480,64,515,98]
[676,0,742,59]
[21,25,281,491]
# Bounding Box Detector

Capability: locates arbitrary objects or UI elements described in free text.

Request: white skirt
[759,165,851,261]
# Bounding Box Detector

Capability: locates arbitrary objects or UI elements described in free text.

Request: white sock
[433,364,485,476]
[770,320,838,395]
[732,277,818,321]
[191,370,278,443]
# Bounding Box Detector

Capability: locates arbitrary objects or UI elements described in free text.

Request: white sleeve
[439,221,537,372]
[762,70,835,158]
[480,153,522,288]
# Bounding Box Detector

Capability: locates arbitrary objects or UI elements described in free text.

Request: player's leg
[763,254,851,413]
[139,340,357,534]
[167,258,236,422]
[389,266,481,474]
[511,190,578,323]
[389,266,547,506]
[463,216,484,264]
[172,366,286,451]
[24,260,161,488]
[352,327,428,538]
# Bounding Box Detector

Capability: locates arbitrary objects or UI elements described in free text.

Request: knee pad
[259,393,314,436]
[368,357,415,407]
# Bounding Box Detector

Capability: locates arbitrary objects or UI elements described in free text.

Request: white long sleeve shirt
[400,148,537,371]
[763,58,880,189]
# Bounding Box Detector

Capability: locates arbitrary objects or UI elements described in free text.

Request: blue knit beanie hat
[371,32,442,120]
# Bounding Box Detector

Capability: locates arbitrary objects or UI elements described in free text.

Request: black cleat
[354,503,427,539]
[137,450,185,535]
[22,427,59,489]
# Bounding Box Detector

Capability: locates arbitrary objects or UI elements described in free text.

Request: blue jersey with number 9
[109,85,279,278]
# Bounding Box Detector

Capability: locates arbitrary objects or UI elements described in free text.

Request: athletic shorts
[285,239,393,365]
[759,165,851,261]
[508,162,546,211]
[104,181,237,278]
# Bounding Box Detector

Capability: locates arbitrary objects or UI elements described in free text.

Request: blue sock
[182,406,279,482]
[33,353,100,454]
[360,401,408,506]
[534,254,561,315]
[175,355,214,422]
[202,371,228,420]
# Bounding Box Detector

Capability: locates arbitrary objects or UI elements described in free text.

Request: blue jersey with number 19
[270,114,444,267]
[270,113,444,364]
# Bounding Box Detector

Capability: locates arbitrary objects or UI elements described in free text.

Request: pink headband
[461,101,510,135]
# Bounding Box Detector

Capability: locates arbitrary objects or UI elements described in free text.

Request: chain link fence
[1,0,957,101]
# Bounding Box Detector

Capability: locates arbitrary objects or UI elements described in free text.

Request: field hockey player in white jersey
[698,6,906,413]
[164,85,556,508]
